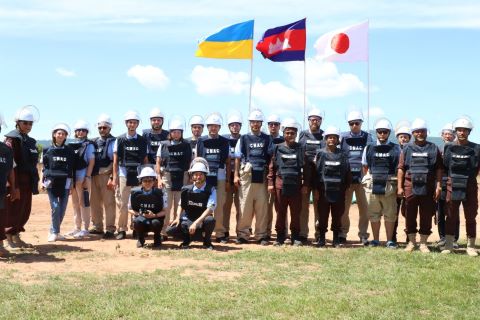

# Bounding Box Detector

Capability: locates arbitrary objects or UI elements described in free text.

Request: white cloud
[190,65,249,96]
[127,64,169,90]
[251,78,309,114]
[55,67,76,77]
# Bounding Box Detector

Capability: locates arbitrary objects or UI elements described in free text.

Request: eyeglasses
[377,130,389,135]
[20,121,33,126]
[75,129,88,132]
[308,118,322,122]
[268,123,280,126]
[349,121,361,126]
[98,126,109,130]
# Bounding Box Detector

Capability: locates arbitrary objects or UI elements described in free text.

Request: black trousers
[166,212,215,243]
[133,216,164,238]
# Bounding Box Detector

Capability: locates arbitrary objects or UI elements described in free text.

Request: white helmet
[52,123,71,136]
[410,118,428,132]
[227,112,243,125]
[0,112,5,129]
[396,126,411,137]
[189,115,204,126]
[267,114,281,124]
[73,120,89,132]
[169,115,185,131]
[248,109,264,122]
[347,110,364,122]
[453,116,474,131]
[124,110,141,122]
[281,117,301,132]
[137,166,157,179]
[150,107,164,119]
[205,113,223,126]
[307,108,324,119]
[441,123,454,133]
[323,126,341,138]
[15,105,40,122]
[188,157,210,174]
[374,118,393,131]
[97,113,112,127]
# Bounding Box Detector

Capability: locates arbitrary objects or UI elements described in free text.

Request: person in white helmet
[361,118,401,248]
[298,108,325,243]
[42,123,75,242]
[111,111,149,240]
[397,118,443,253]
[313,126,351,248]
[234,109,272,245]
[143,108,169,165]
[129,165,167,248]
[65,120,95,239]
[339,110,373,246]
[267,118,306,246]
[441,116,480,256]
[222,112,242,240]
[186,115,204,158]
[3,105,40,249]
[89,114,117,239]
[169,158,216,250]
[0,114,16,256]
[156,116,192,239]
[437,123,459,248]
[195,113,231,243]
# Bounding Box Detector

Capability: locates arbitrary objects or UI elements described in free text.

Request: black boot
[332,232,341,248]
[136,234,145,248]
[316,233,326,248]
[274,233,286,246]
[153,233,162,248]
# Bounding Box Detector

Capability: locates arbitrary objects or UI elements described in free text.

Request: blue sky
[0,0,479,140]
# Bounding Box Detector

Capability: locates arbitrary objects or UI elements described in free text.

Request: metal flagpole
[367,19,370,131]
[249,56,253,114]
[304,59,307,130]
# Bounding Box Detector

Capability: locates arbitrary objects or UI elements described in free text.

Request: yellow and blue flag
[195,20,254,59]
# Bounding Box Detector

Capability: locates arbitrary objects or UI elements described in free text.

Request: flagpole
[249,56,253,114]
[303,59,307,130]
[367,19,370,132]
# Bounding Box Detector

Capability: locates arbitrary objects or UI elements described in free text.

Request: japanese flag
[315,21,368,62]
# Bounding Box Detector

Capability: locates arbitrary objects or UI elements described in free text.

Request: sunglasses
[268,122,280,126]
[98,126,109,130]
[377,130,389,135]
[349,121,361,126]
[21,121,33,126]
[308,118,322,122]
[75,129,88,132]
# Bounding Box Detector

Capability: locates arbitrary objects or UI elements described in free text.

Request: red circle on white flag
[331,33,349,54]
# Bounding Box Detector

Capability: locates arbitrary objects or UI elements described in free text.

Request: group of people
[0,106,478,256]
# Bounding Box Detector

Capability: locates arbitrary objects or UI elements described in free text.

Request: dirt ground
[1,192,466,282]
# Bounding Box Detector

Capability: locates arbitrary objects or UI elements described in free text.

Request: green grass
[1,247,479,319]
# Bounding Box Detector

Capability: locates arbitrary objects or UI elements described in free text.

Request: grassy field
[1,246,479,320]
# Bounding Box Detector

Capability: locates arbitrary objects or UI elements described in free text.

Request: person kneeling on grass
[168,157,216,250]
[129,166,167,248]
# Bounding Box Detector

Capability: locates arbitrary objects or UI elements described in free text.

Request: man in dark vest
[111,110,148,240]
[186,115,204,158]
[3,105,40,249]
[169,158,216,250]
[196,113,230,243]
[361,118,401,248]
[129,166,167,248]
[267,118,305,246]
[339,110,373,246]
[143,108,169,165]
[398,118,443,253]
[298,108,324,243]
[90,114,117,239]
[234,109,272,245]
[441,117,480,256]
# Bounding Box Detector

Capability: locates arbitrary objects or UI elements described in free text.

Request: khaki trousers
[91,173,116,233]
[340,183,370,239]
[71,179,91,231]
[214,180,227,238]
[115,177,132,232]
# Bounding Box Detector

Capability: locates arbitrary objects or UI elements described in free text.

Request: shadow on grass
[1,244,92,264]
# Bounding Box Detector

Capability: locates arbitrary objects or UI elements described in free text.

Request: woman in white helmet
[66,120,95,239]
[43,123,75,242]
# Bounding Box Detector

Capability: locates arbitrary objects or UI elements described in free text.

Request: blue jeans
[47,188,70,234]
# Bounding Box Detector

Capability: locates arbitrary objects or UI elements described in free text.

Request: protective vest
[43,145,75,197]
[299,130,324,163]
[443,142,480,201]
[366,142,400,195]
[117,134,148,186]
[130,187,164,215]
[68,139,93,171]
[181,184,213,221]
[316,148,348,203]
[340,131,369,184]
[271,135,285,145]
[160,141,192,191]
[0,143,14,204]
[143,129,169,164]
[240,133,271,183]
[404,141,438,196]
[274,143,304,196]
[197,136,229,186]
[187,138,199,155]
[91,135,115,176]
[4,129,39,193]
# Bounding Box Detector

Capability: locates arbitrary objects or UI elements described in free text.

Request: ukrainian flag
[196,20,254,59]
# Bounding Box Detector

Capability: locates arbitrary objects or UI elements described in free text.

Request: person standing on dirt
[143,108,169,165]
[3,105,40,250]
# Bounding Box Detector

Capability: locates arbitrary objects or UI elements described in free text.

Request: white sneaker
[56,234,66,241]
[79,230,90,238]
[66,229,81,237]
[48,233,58,242]
[453,241,459,249]
[73,230,84,239]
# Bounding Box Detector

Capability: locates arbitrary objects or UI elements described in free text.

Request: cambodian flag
[256,18,306,62]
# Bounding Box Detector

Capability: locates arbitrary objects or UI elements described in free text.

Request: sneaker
[220,237,228,244]
[316,239,326,248]
[88,228,104,235]
[203,242,214,250]
[273,240,284,246]
[360,237,370,246]
[65,229,81,238]
[47,233,57,242]
[73,230,84,239]
[453,241,459,250]
[115,231,127,240]
[437,238,446,248]
[179,241,190,249]
[292,240,303,247]
[103,231,115,239]
[338,237,347,245]
[79,230,90,237]
[56,234,66,241]
[370,240,380,247]
[386,241,398,249]
[258,238,269,246]
[235,238,248,244]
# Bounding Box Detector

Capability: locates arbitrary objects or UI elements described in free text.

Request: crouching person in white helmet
[129,166,167,248]
[361,118,401,248]
[169,158,216,250]
[442,116,480,256]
